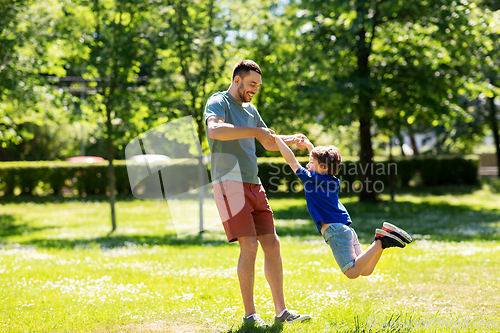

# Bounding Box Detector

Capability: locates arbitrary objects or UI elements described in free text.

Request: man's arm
[206,115,275,144]
[260,133,308,151]
[274,135,302,173]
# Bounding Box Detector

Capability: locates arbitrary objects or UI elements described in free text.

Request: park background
[1,0,500,332]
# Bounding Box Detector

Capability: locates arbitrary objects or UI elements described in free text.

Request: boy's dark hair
[311,145,342,176]
[232,60,262,81]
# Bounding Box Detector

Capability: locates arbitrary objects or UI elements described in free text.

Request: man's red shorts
[213,180,275,242]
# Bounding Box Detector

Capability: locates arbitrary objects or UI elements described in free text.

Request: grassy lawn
[1,186,500,332]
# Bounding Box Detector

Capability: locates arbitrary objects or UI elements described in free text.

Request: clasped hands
[256,127,311,149]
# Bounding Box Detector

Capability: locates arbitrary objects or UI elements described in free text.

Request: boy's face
[307,155,328,174]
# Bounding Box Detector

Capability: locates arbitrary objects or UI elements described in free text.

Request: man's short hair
[232,60,262,81]
[311,145,342,176]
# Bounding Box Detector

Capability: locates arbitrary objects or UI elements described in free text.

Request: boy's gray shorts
[322,223,362,274]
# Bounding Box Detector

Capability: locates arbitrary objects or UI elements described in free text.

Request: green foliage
[0,0,74,151]
[284,0,497,198]
[0,0,498,183]
[0,156,479,197]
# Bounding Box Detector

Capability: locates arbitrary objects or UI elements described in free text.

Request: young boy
[274,135,412,279]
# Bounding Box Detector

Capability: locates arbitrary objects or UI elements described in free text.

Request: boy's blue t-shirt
[295,166,352,234]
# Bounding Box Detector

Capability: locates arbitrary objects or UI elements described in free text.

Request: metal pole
[198,156,205,235]
[80,77,86,156]
[389,135,395,201]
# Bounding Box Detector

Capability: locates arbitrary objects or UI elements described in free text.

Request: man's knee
[259,234,281,254]
[239,236,259,255]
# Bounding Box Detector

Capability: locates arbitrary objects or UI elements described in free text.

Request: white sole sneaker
[383,222,412,243]
[375,229,406,249]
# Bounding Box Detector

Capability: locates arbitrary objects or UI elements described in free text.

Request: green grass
[1,187,500,332]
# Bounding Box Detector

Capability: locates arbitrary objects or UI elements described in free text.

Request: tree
[155,0,232,148]
[216,0,326,158]
[290,0,487,200]
[473,3,500,177]
[0,0,73,160]
[58,0,160,231]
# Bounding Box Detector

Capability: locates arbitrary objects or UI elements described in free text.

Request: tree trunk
[106,106,117,232]
[397,133,406,156]
[354,0,377,201]
[410,134,419,156]
[489,96,500,178]
[359,115,377,201]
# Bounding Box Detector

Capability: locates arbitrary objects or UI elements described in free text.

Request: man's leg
[258,233,286,316]
[238,235,259,317]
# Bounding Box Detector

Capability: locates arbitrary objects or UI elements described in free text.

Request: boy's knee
[361,269,374,277]
[344,268,360,279]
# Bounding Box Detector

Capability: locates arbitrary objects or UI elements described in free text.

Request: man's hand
[255,127,276,145]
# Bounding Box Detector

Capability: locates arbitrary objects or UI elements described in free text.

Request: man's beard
[237,86,252,103]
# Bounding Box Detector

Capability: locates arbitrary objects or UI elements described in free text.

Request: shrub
[0,156,479,197]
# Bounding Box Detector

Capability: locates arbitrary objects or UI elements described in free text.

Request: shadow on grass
[224,322,284,333]
[3,189,499,249]
[0,184,484,204]
[0,214,56,237]
[12,232,232,250]
[274,198,500,243]
[266,184,483,200]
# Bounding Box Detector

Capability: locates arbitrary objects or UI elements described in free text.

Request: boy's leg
[360,240,384,276]
[345,228,408,278]
[344,240,383,279]
[258,233,286,316]
[238,235,259,317]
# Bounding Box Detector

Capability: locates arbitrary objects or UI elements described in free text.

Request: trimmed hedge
[0,156,479,197]
[0,159,207,197]
[258,156,479,194]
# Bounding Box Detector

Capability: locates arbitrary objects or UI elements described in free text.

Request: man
[204,60,311,327]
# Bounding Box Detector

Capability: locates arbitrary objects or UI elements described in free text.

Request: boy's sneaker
[275,309,311,324]
[375,229,406,249]
[242,313,267,328]
[382,222,413,244]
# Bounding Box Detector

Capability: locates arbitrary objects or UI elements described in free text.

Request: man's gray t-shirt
[204,91,267,184]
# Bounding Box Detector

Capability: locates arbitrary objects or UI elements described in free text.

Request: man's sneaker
[275,309,311,324]
[242,313,267,328]
[375,229,406,249]
[383,222,413,244]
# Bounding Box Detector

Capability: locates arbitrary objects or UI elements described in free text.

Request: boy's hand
[293,134,308,145]
[273,133,301,173]
[296,138,313,150]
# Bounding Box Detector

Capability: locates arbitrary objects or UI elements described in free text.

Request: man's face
[235,71,262,103]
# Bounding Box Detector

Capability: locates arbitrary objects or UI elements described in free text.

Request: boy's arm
[297,139,314,153]
[274,135,302,173]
